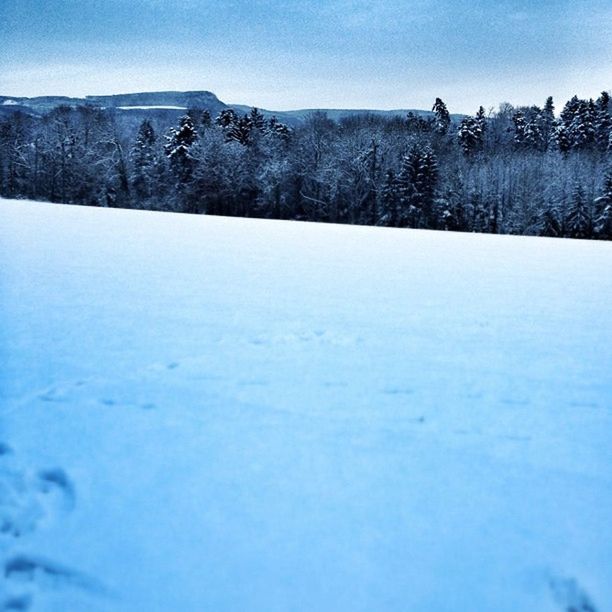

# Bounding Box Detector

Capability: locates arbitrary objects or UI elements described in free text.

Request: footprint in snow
[36,468,76,512]
[0,461,75,539]
[2,554,111,610]
[549,575,597,612]
[4,555,106,593]
[1,594,32,611]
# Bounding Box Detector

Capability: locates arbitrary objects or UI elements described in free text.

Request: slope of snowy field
[1,199,611,612]
[116,105,188,110]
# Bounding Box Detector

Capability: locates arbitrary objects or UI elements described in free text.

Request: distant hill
[0,90,461,125]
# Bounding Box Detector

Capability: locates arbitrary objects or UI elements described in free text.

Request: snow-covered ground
[116,105,188,110]
[1,199,611,612]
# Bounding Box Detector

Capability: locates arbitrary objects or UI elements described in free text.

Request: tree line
[1,92,611,240]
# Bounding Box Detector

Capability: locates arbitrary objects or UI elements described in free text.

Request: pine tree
[538,201,563,237]
[595,91,611,153]
[201,110,212,129]
[565,184,592,238]
[165,115,198,211]
[379,169,399,226]
[215,109,238,129]
[538,96,556,150]
[560,97,596,150]
[432,98,451,135]
[555,123,571,154]
[466,191,488,233]
[395,147,438,227]
[396,151,419,226]
[475,106,487,138]
[131,119,157,201]
[165,115,198,178]
[249,108,266,133]
[594,171,612,239]
[458,116,483,156]
[227,115,253,146]
[523,119,543,150]
[512,111,527,147]
[433,198,456,231]
[416,147,439,226]
[266,117,291,142]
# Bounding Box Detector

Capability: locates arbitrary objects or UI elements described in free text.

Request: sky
[1,0,610,114]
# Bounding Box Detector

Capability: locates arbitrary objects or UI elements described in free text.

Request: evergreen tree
[395,147,438,227]
[538,201,563,237]
[523,119,543,150]
[537,96,556,150]
[458,116,483,156]
[415,147,439,226]
[434,198,457,231]
[594,171,612,239]
[565,184,592,238]
[165,115,198,179]
[165,115,198,211]
[201,110,212,129]
[249,108,266,133]
[555,123,571,154]
[512,111,527,147]
[396,151,420,226]
[379,170,399,226]
[595,91,611,152]
[227,115,253,146]
[468,192,488,233]
[432,98,451,135]
[561,97,596,150]
[215,109,237,128]
[475,106,487,138]
[131,119,157,201]
[266,117,291,142]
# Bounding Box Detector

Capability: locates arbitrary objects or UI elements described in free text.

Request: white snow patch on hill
[1,199,611,611]
[116,105,187,110]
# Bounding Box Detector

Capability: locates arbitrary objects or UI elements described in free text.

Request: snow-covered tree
[165,115,198,179]
[537,96,556,150]
[131,119,157,201]
[458,116,483,156]
[249,108,266,133]
[165,115,198,211]
[565,184,592,238]
[432,98,451,135]
[396,146,438,227]
[266,117,291,142]
[538,201,563,237]
[595,91,611,153]
[379,169,398,226]
[594,171,612,239]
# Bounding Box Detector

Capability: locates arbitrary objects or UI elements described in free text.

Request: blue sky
[1,0,610,113]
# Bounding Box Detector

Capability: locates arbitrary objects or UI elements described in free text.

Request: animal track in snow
[4,554,107,596]
[36,469,76,512]
[1,594,32,611]
[0,461,75,539]
[549,575,597,612]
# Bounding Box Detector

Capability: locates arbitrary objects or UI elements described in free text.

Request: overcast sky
[1,0,610,113]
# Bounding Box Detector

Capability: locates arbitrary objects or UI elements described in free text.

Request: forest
[1,93,611,240]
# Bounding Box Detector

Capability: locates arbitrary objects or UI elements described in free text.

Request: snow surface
[116,105,187,110]
[1,199,611,611]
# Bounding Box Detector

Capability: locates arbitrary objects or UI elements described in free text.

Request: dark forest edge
[1,92,611,240]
